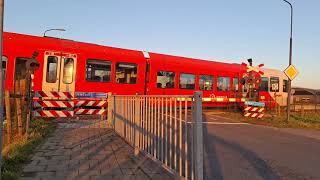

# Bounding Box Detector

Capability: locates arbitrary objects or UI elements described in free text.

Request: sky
[4,0,320,89]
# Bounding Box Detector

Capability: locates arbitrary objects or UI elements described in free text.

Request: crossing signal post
[241,59,266,119]
[241,59,264,101]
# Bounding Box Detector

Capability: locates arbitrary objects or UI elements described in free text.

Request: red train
[2,32,288,107]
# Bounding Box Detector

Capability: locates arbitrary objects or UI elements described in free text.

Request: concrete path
[21,119,173,180]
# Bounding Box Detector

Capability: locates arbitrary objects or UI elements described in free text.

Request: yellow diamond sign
[284,65,299,81]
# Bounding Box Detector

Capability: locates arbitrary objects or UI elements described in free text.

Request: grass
[208,109,320,130]
[1,118,56,180]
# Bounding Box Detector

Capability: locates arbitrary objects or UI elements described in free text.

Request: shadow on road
[202,115,281,180]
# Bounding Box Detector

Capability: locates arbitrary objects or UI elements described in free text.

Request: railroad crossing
[20,99,320,180]
[21,91,205,180]
[1,1,319,180]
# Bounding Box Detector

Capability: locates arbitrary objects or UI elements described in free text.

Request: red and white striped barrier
[33,91,108,118]
[243,104,265,119]
[74,108,107,115]
[244,112,264,119]
[73,100,107,116]
[244,106,265,113]
[74,100,107,107]
[33,110,74,117]
[35,91,74,99]
[33,100,74,108]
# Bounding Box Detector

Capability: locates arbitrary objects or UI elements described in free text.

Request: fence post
[113,96,117,132]
[5,91,11,144]
[315,95,317,113]
[25,71,33,139]
[301,101,304,116]
[193,91,203,180]
[134,94,140,155]
[107,92,113,127]
[15,93,23,137]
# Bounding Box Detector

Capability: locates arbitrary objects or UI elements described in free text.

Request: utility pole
[283,0,293,122]
[0,0,4,179]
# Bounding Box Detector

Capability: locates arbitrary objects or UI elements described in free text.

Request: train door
[42,51,77,92]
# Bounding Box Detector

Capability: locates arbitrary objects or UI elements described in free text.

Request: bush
[1,171,18,180]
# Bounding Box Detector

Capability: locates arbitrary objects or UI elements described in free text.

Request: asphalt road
[202,111,320,180]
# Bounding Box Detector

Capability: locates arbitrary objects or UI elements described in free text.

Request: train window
[86,59,111,82]
[199,75,213,90]
[46,56,58,83]
[232,78,239,92]
[116,63,137,84]
[2,56,7,79]
[270,77,279,92]
[15,58,27,82]
[180,73,195,90]
[283,79,288,92]
[217,77,230,91]
[260,77,269,91]
[63,58,74,84]
[157,71,175,88]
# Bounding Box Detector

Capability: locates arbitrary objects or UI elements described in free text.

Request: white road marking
[156,112,248,125]
[203,122,249,125]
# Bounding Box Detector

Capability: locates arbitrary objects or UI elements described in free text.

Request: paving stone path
[21,119,173,180]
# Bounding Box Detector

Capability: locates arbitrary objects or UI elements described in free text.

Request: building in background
[292,87,320,104]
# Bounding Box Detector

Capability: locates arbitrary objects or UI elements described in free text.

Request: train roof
[149,52,245,72]
[261,68,288,79]
[4,32,143,59]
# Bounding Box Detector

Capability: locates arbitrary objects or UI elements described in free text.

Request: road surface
[202,111,320,180]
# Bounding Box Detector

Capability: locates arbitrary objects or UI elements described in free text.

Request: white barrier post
[107,92,113,127]
[134,94,141,155]
[193,91,203,180]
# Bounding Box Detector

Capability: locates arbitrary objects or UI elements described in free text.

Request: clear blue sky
[4,0,320,89]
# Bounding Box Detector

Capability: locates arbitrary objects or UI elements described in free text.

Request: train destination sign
[75,92,107,98]
[284,64,299,81]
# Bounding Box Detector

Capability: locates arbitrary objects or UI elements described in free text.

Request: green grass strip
[1,118,56,180]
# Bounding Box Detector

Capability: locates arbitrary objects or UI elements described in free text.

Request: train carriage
[146,52,247,106]
[4,32,147,95]
[2,31,287,107]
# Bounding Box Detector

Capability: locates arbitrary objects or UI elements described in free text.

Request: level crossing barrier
[32,91,108,118]
[243,101,265,119]
[74,100,107,115]
[109,92,204,180]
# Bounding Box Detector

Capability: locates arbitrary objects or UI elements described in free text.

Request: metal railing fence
[109,92,203,180]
